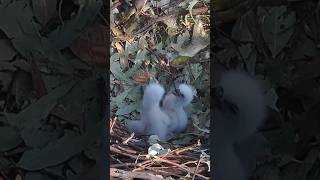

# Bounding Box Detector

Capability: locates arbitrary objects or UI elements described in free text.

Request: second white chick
[162,84,194,133]
[127,83,172,141]
[213,70,266,180]
[215,71,266,143]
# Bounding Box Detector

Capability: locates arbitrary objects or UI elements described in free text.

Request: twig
[109,115,209,179]
[123,132,135,144]
[192,157,202,180]
[113,144,138,155]
[136,159,154,168]
[110,146,139,160]
[144,166,208,176]
[110,117,117,133]
[172,143,200,155]
[111,1,121,10]
[58,0,64,26]
[134,153,142,168]
[110,168,163,180]
[137,167,180,177]
[152,157,208,179]
[154,158,191,172]
[182,160,206,166]
[166,154,199,161]
[110,163,136,168]
[110,156,132,170]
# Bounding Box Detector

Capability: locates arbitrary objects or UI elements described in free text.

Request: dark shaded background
[213,0,320,179]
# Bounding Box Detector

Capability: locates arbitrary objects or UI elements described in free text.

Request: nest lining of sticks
[109,117,210,180]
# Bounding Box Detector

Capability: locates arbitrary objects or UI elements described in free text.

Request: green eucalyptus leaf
[5,80,77,130]
[17,120,103,170]
[48,0,102,50]
[0,125,23,152]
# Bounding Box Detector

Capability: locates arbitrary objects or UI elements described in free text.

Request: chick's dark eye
[213,86,224,98]
[224,100,239,115]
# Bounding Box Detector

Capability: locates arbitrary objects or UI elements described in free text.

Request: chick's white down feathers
[126,83,170,140]
[217,71,265,142]
[162,84,194,133]
[177,84,194,106]
[126,83,194,141]
[214,71,266,180]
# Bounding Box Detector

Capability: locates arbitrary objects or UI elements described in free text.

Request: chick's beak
[213,86,239,115]
[173,89,183,97]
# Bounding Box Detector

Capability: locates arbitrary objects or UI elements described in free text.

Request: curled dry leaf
[171,18,209,57]
[163,16,178,36]
[134,0,148,13]
[132,70,151,84]
[191,7,209,15]
[111,24,124,37]
[114,42,124,54]
[32,0,57,26]
[70,24,107,67]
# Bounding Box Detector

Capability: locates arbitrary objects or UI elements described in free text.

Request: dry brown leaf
[132,70,151,84]
[32,0,57,25]
[114,42,124,54]
[134,0,147,13]
[70,24,107,66]
[111,24,124,37]
[111,23,135,42]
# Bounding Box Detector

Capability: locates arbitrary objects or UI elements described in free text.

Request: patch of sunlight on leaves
[171,17,209,57]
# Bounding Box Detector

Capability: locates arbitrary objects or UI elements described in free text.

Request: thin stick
[123,132,135,144]
[192,157,202,180]
[110,168,163,180]
[110,117,117,133]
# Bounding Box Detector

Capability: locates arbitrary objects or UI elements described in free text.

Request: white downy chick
[126,83,172,141]
[162,84,194,133]
[213,70,266,180]
[215,71,266,142]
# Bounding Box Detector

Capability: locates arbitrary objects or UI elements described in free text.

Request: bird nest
[109,117,210,180]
